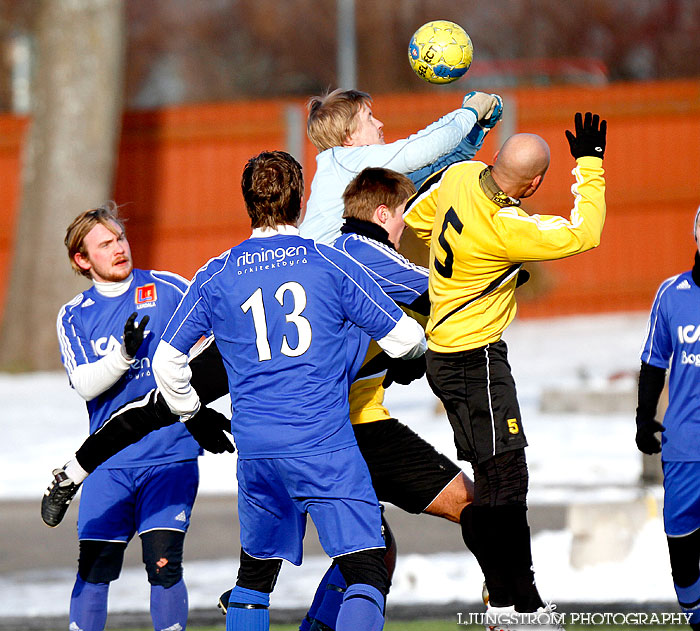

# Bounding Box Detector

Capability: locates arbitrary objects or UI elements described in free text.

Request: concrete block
[568,496,660,568]
[540,386,636,414]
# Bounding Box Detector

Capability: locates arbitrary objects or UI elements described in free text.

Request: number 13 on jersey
[240,281,312,361]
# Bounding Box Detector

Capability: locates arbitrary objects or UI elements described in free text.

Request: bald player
[403,113,607,627]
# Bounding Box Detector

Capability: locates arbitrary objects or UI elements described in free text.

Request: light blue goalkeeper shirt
[300,107,482,245]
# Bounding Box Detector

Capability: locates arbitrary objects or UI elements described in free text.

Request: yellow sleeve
[404,187,439,247]
[496,157,606,262]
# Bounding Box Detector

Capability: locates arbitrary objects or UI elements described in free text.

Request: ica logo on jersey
[91,335,122,356]
[91,330,152,377]
[135,283,157,309]
[678,324,700,367]
[677,324,700,344]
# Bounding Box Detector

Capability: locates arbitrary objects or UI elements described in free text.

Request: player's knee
[426,473,472,521]
[236,549,282,593]
[335,548,389,596]
[78,540,126,584]
[141,530,185,588]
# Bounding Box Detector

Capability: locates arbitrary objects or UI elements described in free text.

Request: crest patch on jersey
[135,283,157,307]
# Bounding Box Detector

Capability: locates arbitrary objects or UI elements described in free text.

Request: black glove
[635,418,665,455]
[185,406,235,454]
[122,312,150,359]
[383,354,427,388]
[565,112,607,159]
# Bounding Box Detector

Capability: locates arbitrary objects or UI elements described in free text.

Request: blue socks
[335,583,384,631]
[69,575,108,631]
[151,578,188,631]
[69,575,190,631]
[226,585,270,631]
[301,570,384,631]
[675,575,700,626]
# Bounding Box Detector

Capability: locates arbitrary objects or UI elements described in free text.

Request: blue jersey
[335,223,430,383]
[334,230,429,307]
[641,270,700,461]
[57,269,201,469]
[160,231,407,459]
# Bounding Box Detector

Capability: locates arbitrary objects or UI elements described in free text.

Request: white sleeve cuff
[377,313,427,360]
[64,458,89,485]
[69,349,133,401]
[153,340,201,420]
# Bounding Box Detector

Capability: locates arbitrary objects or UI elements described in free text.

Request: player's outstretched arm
[500,111,608,262]
[41,392,234,527]
[74,389,233,474]
[360,92,499,176]
[409,93,503,186]
[66,339,231,475]
[41,339,234,528]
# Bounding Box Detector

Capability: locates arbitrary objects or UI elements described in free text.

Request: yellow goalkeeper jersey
[404,157,606,353]
[349,306,429,425]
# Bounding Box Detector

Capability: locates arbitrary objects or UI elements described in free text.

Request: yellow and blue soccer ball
[408,20,473,84]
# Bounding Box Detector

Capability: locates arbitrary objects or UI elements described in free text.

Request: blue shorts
[663,461,700,537]
[237,446,384,565]
[77,460,199,542]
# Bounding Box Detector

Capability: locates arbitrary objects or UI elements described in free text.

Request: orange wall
[372,80,700,317]
[505,80,700,317]
[1,79,699,319]
[0,116,27,313]
[113,101,300,278]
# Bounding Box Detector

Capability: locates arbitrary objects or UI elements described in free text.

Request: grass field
[117,622,682,631]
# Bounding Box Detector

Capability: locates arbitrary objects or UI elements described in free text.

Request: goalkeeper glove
[634,418,665,455]
[464,93,504,147]
[185,406,235,454]
[121,312,150,359]
[480,94,503,129]
[462,92,499,123]
[565,112,607,159]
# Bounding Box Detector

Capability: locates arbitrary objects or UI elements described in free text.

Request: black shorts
[426,339,528,464]
[353,418,462,514]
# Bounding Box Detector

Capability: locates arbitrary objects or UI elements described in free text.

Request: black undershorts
[353,417,462,514]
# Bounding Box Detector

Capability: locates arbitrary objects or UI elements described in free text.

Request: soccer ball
[408,20,473,84]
